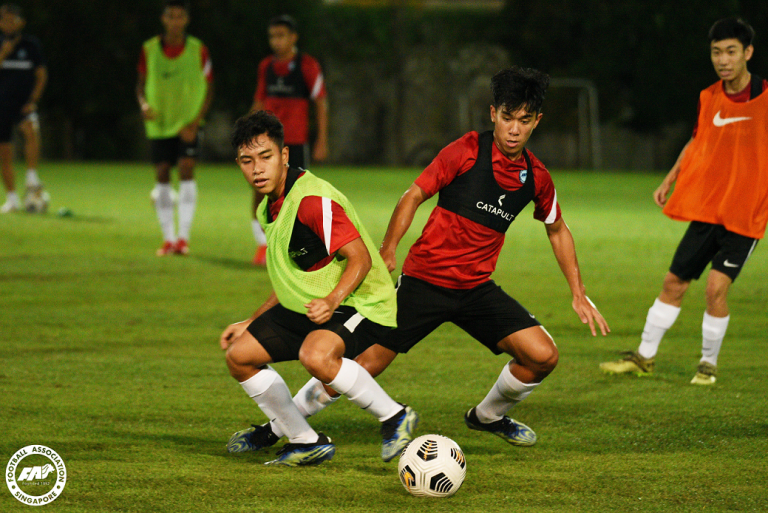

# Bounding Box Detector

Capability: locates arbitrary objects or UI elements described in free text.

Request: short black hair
[163,0,190,13]
[491,66,550,115]
[231,111,285,152]
[709,17,755,49]
[269,14,298,33]
[0,3,23,17]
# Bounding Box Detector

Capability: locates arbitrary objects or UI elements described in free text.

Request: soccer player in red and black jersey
[249,15,328,266]
[243,67,609,452]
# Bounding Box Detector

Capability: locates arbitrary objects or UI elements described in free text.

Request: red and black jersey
[267,169,361,271]
[403,131,560,289]
[255,52,326,145]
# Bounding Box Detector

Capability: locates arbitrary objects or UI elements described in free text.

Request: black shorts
[669,221,759,282]
[287,144,309,170]
[246,303,392,363]
[380,275,541,355]
[150,133,201,165]
[0,106,32,143]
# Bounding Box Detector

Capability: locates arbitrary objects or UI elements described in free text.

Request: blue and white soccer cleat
[227,424,280,453]
[464,407,537,447]
[265,433,335,467]
[381,405,419,462]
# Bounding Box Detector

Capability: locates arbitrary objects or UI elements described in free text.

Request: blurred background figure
[136,0,214,256]
[0,3,47,213]
[249,14,328,265]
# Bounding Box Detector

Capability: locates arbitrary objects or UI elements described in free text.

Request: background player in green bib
[136,0,214,256]
[220,111,417,466]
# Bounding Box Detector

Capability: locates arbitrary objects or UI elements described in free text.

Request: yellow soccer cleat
[599,351,654,376]
[690,362,717,385]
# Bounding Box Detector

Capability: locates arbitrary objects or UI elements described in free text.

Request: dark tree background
[17,0,768,161]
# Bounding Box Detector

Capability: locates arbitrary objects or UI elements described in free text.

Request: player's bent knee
[298,345,336,383]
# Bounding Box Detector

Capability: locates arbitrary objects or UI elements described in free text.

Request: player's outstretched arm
[379,184,429,272]
[219,292,279,349]
[305,237,371,324]
[654,138,692,207]
[545,217,610,336]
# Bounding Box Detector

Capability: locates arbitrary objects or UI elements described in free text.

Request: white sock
[638,298,681,359]
[153,183,176,242]
[5,191,19,206]
[177,180,197,241]
[239,366,317,444]
[270,377,339,439]
[252,219,267,246]
[475,362,538,423]
[328,358,402,422]
[701,312,729,367]
[25,169,41,187]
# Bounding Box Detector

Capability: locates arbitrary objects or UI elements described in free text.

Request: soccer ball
[24,187,50,213]
[398,434,467,498]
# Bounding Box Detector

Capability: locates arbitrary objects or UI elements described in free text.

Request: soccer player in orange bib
[600,17,767,385]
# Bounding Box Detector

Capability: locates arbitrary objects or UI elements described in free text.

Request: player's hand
[220,321,249,350]
[305,298,336,325]
[653,181,671,208]
[179,122,199,143]
[572,295,610,336]
[379,246,397,273]
[140,103,157,121]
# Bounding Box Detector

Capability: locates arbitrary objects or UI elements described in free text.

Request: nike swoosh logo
[723,260,740,268]
[713,111,751,127]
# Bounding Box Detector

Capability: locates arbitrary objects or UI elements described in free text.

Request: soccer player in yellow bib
[136,0,214,256]
[220,111,418,466]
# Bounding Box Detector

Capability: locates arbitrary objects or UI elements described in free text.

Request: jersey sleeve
[137,46,147,76]
[414,132,477,197]
[301,55,326,100]
[531,160,561,224]
[296,196,361,255]
[201,45,213,82]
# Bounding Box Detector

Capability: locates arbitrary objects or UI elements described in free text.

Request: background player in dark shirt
[0,3,47,213]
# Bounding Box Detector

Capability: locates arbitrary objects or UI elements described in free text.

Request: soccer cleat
[599,351,655,376]
[1,199,19,213]
[227,424,280,453]
[252,245,267,266]
[265,433,335,467]
[156,241,175,256]
[381,405,419,462]
[464,407,537,447]
[174,239,189,255]
[691,362,717,385]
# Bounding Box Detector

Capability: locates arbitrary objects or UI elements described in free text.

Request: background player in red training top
[601,17,767,385]
[249,14,328,265]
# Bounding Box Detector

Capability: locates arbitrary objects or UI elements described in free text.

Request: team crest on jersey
[519,169,528,184]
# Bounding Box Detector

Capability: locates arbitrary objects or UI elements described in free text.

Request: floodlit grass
[1,162,766,512]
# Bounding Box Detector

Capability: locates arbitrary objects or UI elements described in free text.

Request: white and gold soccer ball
[398,434,467,498]
[24,186,50,213]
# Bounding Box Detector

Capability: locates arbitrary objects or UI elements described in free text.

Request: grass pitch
[1,162,766,512]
